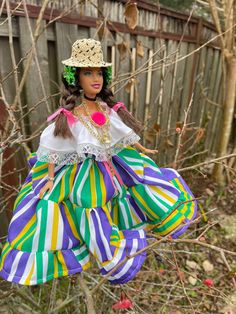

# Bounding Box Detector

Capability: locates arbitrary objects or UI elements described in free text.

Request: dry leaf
[202,260,214,272]
[124,1,139,30]
[188,275,197,285]
[186,260,200,270]
[176,121,184,130]
[144,130,156,144]
[136,40,144,57]
[117,40,129,60]
[165,139,174,148]
[153,123,161,133]
[205,188,214,197]
[196,127,205,143]
[178,270,186,282]
[125,78,136,93]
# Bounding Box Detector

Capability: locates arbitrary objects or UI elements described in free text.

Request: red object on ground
[112,292,134,309]
[203,278,214,287]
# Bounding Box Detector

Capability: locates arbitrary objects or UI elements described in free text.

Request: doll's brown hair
[53,67,143,138]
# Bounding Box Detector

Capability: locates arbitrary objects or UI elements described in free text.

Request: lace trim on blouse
[36,131,140,164]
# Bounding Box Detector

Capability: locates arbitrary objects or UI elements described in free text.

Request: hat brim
[62,58,112,67]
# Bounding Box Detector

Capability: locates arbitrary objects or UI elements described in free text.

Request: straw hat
[62,38,112,68]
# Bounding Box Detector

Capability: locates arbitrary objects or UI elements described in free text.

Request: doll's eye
[98,71,103,76]
[84,71,92,76]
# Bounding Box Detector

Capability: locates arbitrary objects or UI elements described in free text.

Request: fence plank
[18,17,50,149]
[55,22,78,82]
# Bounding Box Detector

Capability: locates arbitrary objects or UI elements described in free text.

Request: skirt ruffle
[0,146,197,285]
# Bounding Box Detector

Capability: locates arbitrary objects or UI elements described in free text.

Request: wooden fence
[0,0,223,175]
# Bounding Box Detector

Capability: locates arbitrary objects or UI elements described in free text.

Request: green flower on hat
[63,66,76,86]
[104,65,112,86]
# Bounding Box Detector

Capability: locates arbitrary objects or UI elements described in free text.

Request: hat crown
[71,39,104,64]
[62,38,111,67]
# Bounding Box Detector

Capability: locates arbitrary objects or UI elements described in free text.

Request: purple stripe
[59,203,81,248]
[159,168,179,181]
[27,155,37,169]
[111,238,147,284]
[112,157,136,186]
[23,172,32,185]
[97,162,116,202]
[12,251,29,283]
[8,199,38,241]
[3,248,18,273]
[91,209,114,261]
[62,250,83,273]
[127,194,147,221]
[12,192,38,215]
[100,231,147,284]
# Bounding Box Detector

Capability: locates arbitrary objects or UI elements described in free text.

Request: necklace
[73,98,111,145]
[84,94,97,101]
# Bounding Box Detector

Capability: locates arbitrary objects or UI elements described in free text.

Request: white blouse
[36,105,140,164]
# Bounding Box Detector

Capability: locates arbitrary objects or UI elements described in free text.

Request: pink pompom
[91,112,106,125]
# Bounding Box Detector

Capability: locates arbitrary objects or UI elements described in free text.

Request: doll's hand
[143,148,159,154]
[39,181,54,199]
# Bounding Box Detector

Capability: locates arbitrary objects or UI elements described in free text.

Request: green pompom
[104,66,112,86]
[63,66,76,86]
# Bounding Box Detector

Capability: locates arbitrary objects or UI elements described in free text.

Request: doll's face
[79,67,103,97]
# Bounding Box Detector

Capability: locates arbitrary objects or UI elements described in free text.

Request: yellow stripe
[51,203,59,250]
[131,188,159,220]
[90,163,97,208]
[59,174,66,202]
[33,163,48,171]
[173,179,195,218]
[131,210,141,224]
[134,169,143,175]
[32,173,46,182]
[82,261,91,270]
[11,214,36,247]
[24,260,35,285]
[103,203,113,226]
[151,186,176,204]
[112,201,119,225]
[69,164,77,193]
[57,251,68,276]
[148,210,184,235]
[63,202,82,243]
[0,245,11,271]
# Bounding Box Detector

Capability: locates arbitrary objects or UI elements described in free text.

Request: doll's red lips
[91,84,101,89]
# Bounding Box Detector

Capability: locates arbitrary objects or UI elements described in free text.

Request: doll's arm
[133,142,146,152]
[48,162,55,180]
[39,162,55,199]
[133,142,159,155]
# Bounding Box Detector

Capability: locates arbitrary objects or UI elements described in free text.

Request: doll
[0,38,197,286]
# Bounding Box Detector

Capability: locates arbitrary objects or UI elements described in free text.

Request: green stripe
[38,201,48,252]
[36,252,43,282]
[47,252,55,279]
[74,246,90,261]
[71,160,90,204]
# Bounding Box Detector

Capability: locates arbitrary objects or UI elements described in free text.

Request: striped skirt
[0,146,197,285]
